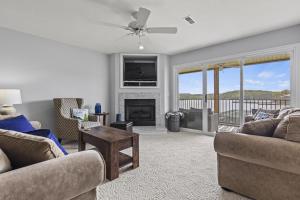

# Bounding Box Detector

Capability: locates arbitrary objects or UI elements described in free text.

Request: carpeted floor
[85,132,249,200]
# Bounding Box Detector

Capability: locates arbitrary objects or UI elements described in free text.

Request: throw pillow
[277,107,293,119]
[254,111,274,120]
[0,115,35,132]
[286,115,300,142]
[25,129,68,155]
[71,108,89,121]
[0,148,11,173]
[0,129,64,169]
[273,115,289,139]
[238,118,281,137]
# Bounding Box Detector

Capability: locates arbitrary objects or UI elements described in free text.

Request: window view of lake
[179,60,290,127]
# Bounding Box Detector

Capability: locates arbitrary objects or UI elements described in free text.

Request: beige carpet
[86,132,249,200]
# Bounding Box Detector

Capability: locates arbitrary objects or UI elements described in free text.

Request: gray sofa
[0,150,105,200]
[214,108,300,200]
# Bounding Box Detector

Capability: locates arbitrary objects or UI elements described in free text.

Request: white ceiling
[0,0,300,55]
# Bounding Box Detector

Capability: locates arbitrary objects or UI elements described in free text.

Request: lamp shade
[0,89,22,105]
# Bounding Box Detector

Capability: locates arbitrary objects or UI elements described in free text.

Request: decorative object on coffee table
[95,103,101,114]
[110,121,133,133]
[0,89,22,115]
[90,112,109,126]
[78,126,139,180]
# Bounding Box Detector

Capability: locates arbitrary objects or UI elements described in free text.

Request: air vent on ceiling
[184,16,195,24]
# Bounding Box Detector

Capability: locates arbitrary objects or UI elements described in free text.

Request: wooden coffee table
[78,126,139,180]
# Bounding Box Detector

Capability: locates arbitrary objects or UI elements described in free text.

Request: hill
[180,90,290,100]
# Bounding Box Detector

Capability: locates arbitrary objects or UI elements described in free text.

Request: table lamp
[0,89,22,115]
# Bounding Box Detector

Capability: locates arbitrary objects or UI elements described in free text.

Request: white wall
[0,28,110,130]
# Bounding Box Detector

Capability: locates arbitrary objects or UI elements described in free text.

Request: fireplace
[125,99,156,126]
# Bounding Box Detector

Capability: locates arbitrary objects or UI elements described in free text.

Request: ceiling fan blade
[146,27,178,34]
[135,7,151,28]
[94,20,132,31]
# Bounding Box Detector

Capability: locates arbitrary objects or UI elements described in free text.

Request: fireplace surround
[125,99,156,126]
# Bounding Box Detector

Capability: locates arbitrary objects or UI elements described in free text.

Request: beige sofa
[0,150,105,200]
[214,131,300,200]
[0,115,105,200]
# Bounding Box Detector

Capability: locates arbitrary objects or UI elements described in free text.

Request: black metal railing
[179,98,290,126]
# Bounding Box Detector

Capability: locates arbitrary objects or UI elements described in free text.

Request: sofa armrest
[214,132,300,175]
[30,121,42,129]
[0,150,105,200]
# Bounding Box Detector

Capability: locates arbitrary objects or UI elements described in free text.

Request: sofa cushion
[0,148,11,173]
[25,129,68,155]
[0,115,34,132]
[273,116,289,139]
[273,111,300,138]
[286,115,300,142]
[238,118,281,137]
[277,107,293,119]
[0,129,64,168]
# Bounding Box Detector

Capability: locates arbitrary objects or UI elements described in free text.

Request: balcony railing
[179,98,290,126]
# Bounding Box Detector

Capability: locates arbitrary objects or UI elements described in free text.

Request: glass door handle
[204,94,207,103]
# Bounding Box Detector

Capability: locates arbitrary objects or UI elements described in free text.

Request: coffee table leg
[106,143,119,180]
[78,131,86,151]
[132,134,139,168]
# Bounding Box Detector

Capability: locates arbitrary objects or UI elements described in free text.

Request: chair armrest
[88,115,99,122]
[30,121,42,129]
[214,132,300,175]
[0,150,105,200]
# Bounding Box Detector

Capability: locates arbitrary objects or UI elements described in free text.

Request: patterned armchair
[53,98,100,141]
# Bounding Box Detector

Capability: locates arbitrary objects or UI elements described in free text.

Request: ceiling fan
[99,7,178,50]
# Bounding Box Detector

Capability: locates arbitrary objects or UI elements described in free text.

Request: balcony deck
[179,98,290,132]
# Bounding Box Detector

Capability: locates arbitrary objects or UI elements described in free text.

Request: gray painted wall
[0,28,109,130]
[171,24,300,66]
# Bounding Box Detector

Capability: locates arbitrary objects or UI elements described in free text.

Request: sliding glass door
[176,53,291,133]
[178,70,204,131]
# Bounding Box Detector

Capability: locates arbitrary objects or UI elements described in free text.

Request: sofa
[0,115,106,200]
[214,107,300,200]
[0,150,105,200]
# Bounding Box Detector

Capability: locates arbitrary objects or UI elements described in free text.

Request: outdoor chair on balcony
[179,108,218,132]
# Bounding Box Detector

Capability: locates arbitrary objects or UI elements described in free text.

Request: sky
[179,60,290,94]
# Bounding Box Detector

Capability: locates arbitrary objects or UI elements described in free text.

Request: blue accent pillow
[25,129,68,155]
[0,115,35,132]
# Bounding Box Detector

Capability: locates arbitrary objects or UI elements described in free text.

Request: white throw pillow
[0,148,12,173]
[71,108,89,121]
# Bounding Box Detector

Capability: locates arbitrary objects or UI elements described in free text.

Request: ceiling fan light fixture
[138,43,144,50]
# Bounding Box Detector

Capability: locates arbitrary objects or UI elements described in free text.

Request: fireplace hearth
[125,99,156,126]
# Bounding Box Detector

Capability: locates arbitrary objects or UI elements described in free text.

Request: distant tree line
[180,90,290,100]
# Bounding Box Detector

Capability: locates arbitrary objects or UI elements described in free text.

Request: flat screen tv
[124,61,157,81]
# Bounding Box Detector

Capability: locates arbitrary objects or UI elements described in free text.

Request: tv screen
[124,62,157,81]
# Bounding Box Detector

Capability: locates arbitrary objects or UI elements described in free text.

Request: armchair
[53,98,100,141]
